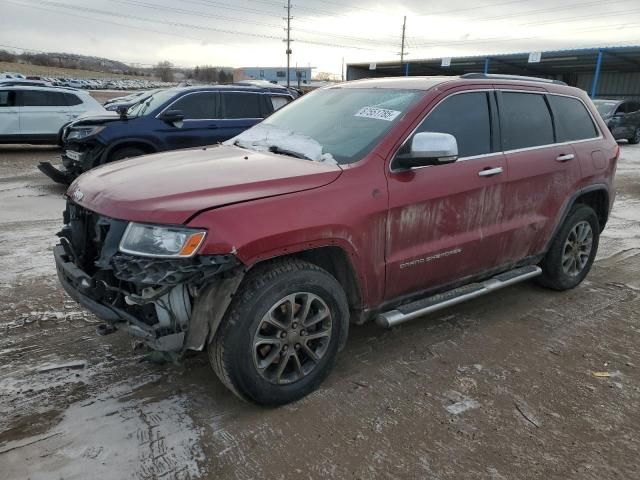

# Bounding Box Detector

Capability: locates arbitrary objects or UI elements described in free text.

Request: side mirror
[159,109,185,127]
[394,132,458,170]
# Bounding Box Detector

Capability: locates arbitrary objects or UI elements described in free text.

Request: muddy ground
[0,140,639,480]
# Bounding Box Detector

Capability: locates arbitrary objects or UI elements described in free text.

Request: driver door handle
[556,153,575,162]
[478,167,503,177]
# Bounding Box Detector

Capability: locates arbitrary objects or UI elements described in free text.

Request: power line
[11,0,394,51]
[108,0,397,47]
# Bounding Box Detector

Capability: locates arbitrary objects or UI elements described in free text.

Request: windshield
[593,100,619,117]
[229,88,423,164]
[127,89,175,117]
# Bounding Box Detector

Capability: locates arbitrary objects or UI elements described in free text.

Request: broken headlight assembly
[66,125,105,140]
[119,222,206,258]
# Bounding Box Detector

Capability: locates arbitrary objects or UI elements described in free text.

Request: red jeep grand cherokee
[54,74,618,405]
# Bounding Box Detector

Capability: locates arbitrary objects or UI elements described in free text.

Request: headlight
[66,126,105,140]
[119,223,206,258]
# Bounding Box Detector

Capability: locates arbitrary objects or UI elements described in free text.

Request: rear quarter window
[64,93,83,106]
[501,92,554,150]
[548,95,598,142]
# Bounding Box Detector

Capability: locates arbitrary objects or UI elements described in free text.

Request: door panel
[386,154,508,300]
[18,90,70,135]
[159,92,223,149]
[385,89,507,301]
[498,144,580,263]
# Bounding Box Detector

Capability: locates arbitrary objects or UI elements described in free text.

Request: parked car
[593,99,640,144]
[0,71,26,79]
[0,85,104,145]
[54,74,618,405]
[39,85,294,184]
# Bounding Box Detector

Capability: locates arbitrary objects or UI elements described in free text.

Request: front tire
[208,259,349,406]
[629,127,640,145]
[538,204,600,291]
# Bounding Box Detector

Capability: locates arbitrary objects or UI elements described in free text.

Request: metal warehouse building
[347,46,640,99]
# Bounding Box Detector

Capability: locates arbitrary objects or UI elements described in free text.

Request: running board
[377,265,542,328]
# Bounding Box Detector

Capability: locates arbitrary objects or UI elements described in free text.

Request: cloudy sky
[3,0,639,76]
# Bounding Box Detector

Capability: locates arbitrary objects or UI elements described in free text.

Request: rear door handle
[556,153,575,162]
[478,167,503,177]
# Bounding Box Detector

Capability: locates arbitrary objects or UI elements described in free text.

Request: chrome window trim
[389,88,603,173]
[155,90,274,121]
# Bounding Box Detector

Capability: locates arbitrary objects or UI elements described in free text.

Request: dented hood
[68,145,342,224]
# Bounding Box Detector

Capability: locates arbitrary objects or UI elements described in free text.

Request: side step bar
[377,265,542,328]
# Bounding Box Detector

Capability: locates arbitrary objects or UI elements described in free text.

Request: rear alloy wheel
[561,221,593,277]
[209,260,349,406]
[629,127,640,145]
[538,204,600,291]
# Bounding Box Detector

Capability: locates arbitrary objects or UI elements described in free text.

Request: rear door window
[415,91,492,158]
[19,90,68,107]
[547,95,598,142]
[221,92,263,119]
[169,92,218,119]
[500,92,554,150]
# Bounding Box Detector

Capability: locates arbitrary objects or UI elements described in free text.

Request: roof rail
[461,73,567,86]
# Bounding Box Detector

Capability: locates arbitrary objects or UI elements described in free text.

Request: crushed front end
[54,200,241,352]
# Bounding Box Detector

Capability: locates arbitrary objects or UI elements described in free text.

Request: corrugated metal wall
[577,72,640,99]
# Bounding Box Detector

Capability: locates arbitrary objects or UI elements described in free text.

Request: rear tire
[628,127,640,145]
[108,146,146,163]
[208,259,349,406]
[538,204,600,291]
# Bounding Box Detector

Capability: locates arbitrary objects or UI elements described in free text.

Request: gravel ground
[0,142,639,479]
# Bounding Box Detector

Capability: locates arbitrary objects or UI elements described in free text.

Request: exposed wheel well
[574,189,609,231]
[252,247,363,316]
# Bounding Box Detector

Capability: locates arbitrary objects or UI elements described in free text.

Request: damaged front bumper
[38,143,105,185]
[54,203,243,352]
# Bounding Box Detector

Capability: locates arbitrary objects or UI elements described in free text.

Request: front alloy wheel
[209,259,349,405]
[253,292,332,385]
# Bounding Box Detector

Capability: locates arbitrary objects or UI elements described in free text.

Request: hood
[68,145,342,224]
[69,110,121,126]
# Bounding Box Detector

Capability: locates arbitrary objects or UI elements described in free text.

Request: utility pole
[285,0,292,87]
[400,15,407,75]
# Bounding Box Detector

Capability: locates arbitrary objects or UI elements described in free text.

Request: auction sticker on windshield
[355,106,401,122]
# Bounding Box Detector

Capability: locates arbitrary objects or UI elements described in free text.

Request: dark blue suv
[38,85,295,184]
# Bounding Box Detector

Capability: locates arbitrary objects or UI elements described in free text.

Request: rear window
[415,91,492,158]
[222,92,263,118]
[501,92,554,150]
[19,90,69,107]
[547,95,598,142]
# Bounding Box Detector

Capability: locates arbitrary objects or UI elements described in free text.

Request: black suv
[593,99,640,144]
[38,85,295,184]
